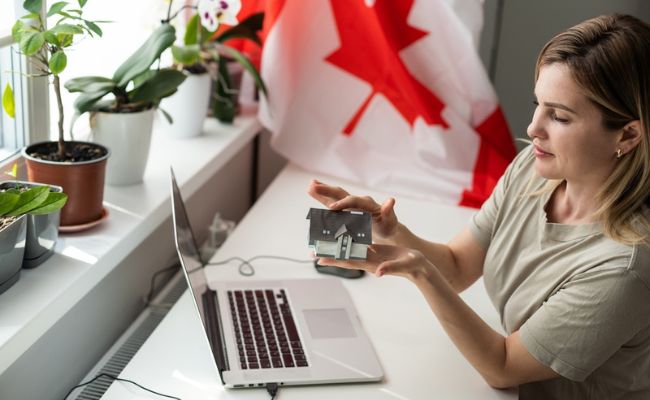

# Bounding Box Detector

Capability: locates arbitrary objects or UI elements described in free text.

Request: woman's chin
[533,163,560,180]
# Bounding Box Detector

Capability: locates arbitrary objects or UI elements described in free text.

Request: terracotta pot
[22,141,110,227]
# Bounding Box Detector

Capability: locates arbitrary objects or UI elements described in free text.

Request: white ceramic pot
[156,73,211,139]
[91,109,155,186]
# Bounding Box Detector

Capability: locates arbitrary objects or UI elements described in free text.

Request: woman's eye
[551,112,569,123]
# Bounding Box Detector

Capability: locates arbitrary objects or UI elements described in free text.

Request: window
[2,0,174,161]
[0,0,49,163]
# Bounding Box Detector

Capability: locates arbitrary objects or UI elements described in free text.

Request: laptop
[169,169,384,388]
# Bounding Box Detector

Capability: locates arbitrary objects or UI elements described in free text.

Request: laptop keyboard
[228,289,309,370]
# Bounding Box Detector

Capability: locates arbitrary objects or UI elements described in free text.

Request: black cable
[145,263,181,305]
[62,373,180,400]
[266,382,279,399]
[205,255,314,276]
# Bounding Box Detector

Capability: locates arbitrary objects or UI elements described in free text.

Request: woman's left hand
[318,244,431,282]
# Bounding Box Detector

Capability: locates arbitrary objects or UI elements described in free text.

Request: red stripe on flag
[459,106,516,208]
[262,0,287,40]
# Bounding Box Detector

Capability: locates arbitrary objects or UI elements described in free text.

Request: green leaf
[23,0,43,14]
[84,20,102,36]
[220,45,267,96]
[49,51,67,74]
[214,12,264,46]
[74,90,113,114]
[19,32,45,56]
[47,1,67,17]
[59,33,73,47]
[56,10,81,20]
[131,70,156,91]
[28,192,68,215]
[7,163,18,178]
[12,20,26,42]
[3,84,15,119]
[7,186,49,216]
[19,12,40,21]
[65,76,115,93]
[184,14,199,45]
[0,192,20,216]
[72,88,113,114]
[128,69,186,104]
[158,107,173,124]
[49,23,84,35]
[78,0,87,8]
[171,44,200,66]
[112,24,176,88]
[43,30,60,46]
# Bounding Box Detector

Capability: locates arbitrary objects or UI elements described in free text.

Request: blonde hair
[535,14,650,244]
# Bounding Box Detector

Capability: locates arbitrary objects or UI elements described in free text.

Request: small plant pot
[91,109,155,186]
[0,181,63,268]
[157,73,211,139]
[0,215,26,295]
[23,141,110,227]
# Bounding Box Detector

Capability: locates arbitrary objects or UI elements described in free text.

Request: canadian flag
[257,0,516,208]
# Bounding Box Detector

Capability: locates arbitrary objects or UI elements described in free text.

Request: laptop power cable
[266,382,279,399]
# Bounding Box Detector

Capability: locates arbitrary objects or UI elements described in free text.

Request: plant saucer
[59,207,109,233]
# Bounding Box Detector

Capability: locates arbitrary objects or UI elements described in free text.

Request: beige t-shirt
[470,146,650,399]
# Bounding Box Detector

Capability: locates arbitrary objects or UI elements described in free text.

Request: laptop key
[282,354,295,367]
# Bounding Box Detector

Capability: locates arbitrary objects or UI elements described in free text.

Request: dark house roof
[306,208,372,245]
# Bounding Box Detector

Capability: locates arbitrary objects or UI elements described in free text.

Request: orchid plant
[164,0,266,122]
[64,23,186,121]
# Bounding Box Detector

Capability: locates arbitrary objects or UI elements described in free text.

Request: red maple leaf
[326,0,448,135]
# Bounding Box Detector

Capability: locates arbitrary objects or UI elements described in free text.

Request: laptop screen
[170,169,227,376]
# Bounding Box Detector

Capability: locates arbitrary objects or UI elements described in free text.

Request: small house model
[306,208,372,260]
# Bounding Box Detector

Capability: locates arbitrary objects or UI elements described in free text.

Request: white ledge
[0,115,262,374]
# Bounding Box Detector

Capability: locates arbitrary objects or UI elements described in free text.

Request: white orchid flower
[197,0,241,32]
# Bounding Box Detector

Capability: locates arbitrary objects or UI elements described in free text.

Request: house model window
[306,208,372,260]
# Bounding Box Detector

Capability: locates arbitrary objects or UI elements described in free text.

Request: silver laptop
[170,169,383,388]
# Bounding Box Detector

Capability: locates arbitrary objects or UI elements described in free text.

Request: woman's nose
[527,110,544,139]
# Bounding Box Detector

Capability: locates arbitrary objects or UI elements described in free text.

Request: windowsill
[0,114,262,375]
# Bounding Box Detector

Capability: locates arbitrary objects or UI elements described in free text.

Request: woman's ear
[619,120,643,154]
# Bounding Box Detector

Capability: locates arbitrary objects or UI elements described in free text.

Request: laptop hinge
[202,289,229,381]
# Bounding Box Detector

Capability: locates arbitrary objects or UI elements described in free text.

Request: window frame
[0,1,50,164]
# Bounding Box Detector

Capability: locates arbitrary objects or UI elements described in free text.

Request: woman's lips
[534,145,553,157]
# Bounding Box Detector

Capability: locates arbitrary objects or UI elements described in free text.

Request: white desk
[101,163,518,400]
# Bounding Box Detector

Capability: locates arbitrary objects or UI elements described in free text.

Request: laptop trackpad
[304,309,357,339]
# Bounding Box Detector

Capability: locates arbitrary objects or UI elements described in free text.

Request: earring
[616,149,623,159]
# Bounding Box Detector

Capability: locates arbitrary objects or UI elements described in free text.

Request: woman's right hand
[307,179,399,242]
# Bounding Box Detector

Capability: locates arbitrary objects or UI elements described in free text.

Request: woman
[309,14,650,399]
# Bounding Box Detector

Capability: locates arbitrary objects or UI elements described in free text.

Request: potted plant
[157,0,266,134]
[208,9,267,123]
[65,23,186,186]
[0,184,67,294]
[2,0,109,228]
[1,172,67,268]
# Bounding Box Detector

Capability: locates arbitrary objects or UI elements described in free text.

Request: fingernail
[376,269,384,277]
